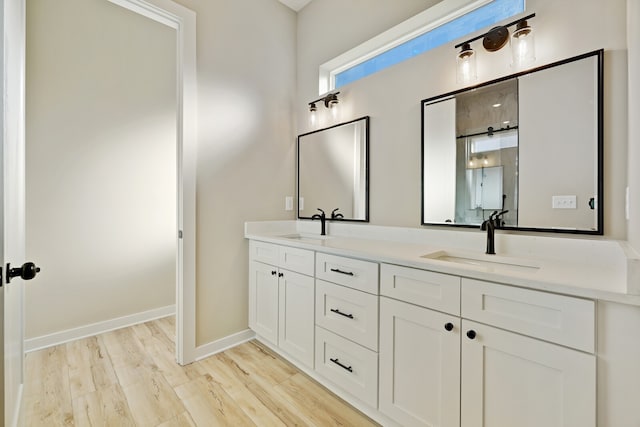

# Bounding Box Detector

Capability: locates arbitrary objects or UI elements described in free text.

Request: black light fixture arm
[308,91,340,108]
[454,13,535,49]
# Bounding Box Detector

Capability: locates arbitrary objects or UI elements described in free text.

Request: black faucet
[480,210,509,255]
[311,208,327,236]
[331,208,344,220]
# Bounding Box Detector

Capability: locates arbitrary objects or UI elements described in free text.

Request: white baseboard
[194,329,256,361]
[25,305,176,352]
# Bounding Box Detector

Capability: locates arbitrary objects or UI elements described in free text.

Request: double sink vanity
[245,220,639,427]
[245,48,640,426]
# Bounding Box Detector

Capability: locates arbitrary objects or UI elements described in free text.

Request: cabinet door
[248,261,279,345]
[278,270,315,368]
[379,297,460,427]
[461,319,596,427]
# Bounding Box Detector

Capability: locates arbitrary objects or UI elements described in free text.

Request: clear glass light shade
[329,102,340,122]
[456,46,477,85]
[309,104,317,127]
[511,22,535,67]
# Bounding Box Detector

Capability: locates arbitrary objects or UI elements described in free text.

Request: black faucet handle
[493,210,509,228]
[331,208,344,219]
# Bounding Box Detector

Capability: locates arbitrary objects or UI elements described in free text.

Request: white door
[278,269,314,368]
[2,0,39,425]
[248,261,279,345]
[461,319,596,427]
[379,297,460,427]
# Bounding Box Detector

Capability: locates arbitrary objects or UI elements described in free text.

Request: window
[320,0,525,92]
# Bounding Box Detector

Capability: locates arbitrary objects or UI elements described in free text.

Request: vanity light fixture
[308,91,340,126]
[309,102,317,126]
[454,13,536,81]
[511,19,535,67]
[456,43,477,84]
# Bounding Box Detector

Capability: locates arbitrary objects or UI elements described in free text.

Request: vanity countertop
[245,221,640,306]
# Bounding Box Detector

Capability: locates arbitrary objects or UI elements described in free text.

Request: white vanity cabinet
[378,264,596,427]
[379,264,462,427]
[247,237,598,427]
[460,279,596,427]
[248,241,315,368]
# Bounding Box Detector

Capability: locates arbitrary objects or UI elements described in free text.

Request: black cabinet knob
[278,272,284,278]
[271,271,277,276]
[466,330,477,340]
[444,322,454,331]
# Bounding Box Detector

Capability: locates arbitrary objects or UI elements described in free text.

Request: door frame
[2,0,28,423]
[107,0,197,365]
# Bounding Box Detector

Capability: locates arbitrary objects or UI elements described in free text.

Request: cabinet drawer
[316,280,379,351]
[462,279,595,353]
[278,245,314,276]
[316,253,379,294]
[249,240,314,276]
[380,263,460,315]
[315,326,378,408]
[249,240,280,265]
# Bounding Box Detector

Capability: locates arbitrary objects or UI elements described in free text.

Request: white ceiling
[278,0,313,12]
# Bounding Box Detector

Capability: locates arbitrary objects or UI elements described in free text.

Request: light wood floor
[22,317,379,426]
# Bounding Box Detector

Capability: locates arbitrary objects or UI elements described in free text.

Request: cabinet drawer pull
[329,358,353,373]
[330,308,354,319]
[444,322,454,331]
[271,270,277,276]
[330,268,354,276]
[466,330,477,340]
[278,272,284,278]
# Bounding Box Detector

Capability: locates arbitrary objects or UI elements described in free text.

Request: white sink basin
[421,250,540,273]
[280,233,332,244]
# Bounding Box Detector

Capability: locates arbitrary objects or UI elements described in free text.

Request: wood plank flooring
[22,317,379,426]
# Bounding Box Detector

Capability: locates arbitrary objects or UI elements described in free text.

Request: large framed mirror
[421,50,603,234]
[298,116,369,221]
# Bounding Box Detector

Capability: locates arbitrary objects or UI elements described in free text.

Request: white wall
[297,0,628,239]
[171,0,297,345]
[26,0,177,337]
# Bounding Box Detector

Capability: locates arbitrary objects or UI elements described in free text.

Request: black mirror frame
[297,116,370,222]
[420,49,604,235]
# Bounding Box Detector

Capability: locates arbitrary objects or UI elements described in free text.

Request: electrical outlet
[299,197,304,211]
[552,195,577,209]
[285,196,293,211]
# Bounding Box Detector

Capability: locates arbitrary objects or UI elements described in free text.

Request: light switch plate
[285,196,293,211]
[299,197,304,211]
[552,195,577,209]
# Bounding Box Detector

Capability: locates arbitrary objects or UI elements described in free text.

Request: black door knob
[466,330,477,340]
[6,262,41,284]
[444,322,454,331]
